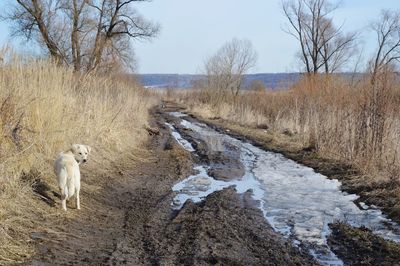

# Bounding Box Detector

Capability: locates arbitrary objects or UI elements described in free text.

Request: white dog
[54,144,91,211]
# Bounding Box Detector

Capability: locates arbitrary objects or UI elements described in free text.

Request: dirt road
[25,101,400,265]
[26,104,316,265]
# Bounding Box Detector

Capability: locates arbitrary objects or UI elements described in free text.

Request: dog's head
[70,144,91,164]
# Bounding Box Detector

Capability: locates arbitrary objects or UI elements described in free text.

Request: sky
[0,0,399,74]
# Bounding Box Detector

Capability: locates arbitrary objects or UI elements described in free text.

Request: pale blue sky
[0,0,399,73]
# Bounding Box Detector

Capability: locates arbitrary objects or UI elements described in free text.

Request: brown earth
[328,223,400,266]
[23,105,316,265]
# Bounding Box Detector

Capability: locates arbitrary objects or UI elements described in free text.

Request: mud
[25,104,316,265]
[157,188,317,265]
[172,120,245,181]
[24,101,400,266]
[328,223,400,265]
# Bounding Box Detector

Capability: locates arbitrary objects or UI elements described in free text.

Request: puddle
[168,112,400,266]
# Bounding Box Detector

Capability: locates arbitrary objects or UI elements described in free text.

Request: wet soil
[158,188,317,265]
[25,104,316,265]
[328,223,400,265]
[172,120,245,182]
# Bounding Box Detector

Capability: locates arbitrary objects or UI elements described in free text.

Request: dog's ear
[86,145,91,154]
[71,144,79,153]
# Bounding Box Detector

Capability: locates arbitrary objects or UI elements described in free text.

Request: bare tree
[369,10,400,81]
[319,20,358,73]
[356,10,400,157]
[205,39,257,97]
[60,0,89,72]
[85,0,159,72]
[3,0,160,72]
[282,0,357,73]
[3,1,66,62]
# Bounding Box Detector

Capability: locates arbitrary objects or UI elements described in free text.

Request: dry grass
[0,50,158,264]
[176,73,400,177]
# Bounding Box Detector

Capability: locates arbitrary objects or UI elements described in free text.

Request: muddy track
[105,105,316,265]
[24,102,400,266]
[162,101,400,265]
[26,104,318,265]
[173,105,400,226]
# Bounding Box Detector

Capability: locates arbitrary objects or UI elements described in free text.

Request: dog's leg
[76,188,80,210]
[61,195,67,211]
[60,188,67,211]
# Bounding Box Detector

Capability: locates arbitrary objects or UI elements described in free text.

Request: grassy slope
[0,54,158,264]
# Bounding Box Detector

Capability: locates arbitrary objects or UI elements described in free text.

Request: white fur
[54,144,91,211]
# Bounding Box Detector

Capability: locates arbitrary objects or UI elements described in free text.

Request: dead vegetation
[0,49,157,264]
[175,72,400,180]
[175,4,400,183]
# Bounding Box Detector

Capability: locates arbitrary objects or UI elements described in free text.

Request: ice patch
[250,144,400,245]
[165,123,195,152]
[172,166,231,208]
[172,160,265,210]
[169,112,188,118]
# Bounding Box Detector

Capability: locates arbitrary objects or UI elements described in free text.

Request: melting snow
[169,112,400,266]
[165,123,195,152]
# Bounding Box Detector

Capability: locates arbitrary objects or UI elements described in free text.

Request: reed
[0,49,157,264]
[178,73,400,176]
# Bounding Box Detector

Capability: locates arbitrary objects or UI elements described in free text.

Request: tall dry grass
[178,73,400,177]
[0,50,157,264]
